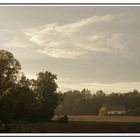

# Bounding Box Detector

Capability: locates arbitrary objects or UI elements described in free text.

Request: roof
[108,105,125,112]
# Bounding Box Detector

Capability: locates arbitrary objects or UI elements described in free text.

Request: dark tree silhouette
[0,50,60,125]
[13,74,37,122]
[32,71,59,121]
[0,50,21,91]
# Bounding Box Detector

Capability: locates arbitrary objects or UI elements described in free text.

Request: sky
[0,6,140,93]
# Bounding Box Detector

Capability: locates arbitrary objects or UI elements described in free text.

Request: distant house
[107,105,126,115]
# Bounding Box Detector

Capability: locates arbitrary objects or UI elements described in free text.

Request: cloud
[0,30,34,50]
[1,40,28,49]
[25,14,125,59]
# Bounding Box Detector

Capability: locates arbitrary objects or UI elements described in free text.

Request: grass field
[10,115,140,133]
[53,115,140,123]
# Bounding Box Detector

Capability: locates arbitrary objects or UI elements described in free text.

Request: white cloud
[25,14,125,59]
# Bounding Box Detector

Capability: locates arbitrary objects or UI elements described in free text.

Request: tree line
[0,50,59,124]
[56,89,140,115]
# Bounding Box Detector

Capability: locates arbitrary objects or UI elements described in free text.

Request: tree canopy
[32,71,59,121]
[0,50,21,91]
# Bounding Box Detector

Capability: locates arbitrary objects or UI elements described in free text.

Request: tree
[0,50,21,91]
[56,89,94,115]
[32,71,59,121]
[0,50,21,124]
[0,90,16,123]
[13,74,37,122]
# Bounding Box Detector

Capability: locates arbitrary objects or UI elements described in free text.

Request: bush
[57,115,69,123]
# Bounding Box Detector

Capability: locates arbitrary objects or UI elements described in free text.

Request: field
[53,115,140,123]
[10,115,140,133]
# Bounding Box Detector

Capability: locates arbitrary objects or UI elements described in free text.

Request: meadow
[10,115,140,133]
